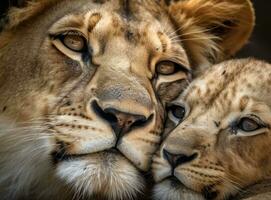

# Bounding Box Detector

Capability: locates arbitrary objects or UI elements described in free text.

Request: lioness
[152,58,271,200]
[0,0,254,199]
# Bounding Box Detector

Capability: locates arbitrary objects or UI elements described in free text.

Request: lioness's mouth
[51,147,123,163]
[168,176,182,188]
[51,150,89,163]
[160,175,187,189]
[160,175,195,192]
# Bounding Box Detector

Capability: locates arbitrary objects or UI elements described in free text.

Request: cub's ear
[163,0,255,74]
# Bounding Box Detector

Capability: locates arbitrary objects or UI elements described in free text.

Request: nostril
[91,100,153,137]
[163,149,197,168]
[131,114,153,128]
[175,152,198,166]
[91,100,118,123]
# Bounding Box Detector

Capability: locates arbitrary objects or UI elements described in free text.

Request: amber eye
[61,34,87,52]
[238,117,260,132]
[156,61,178,75]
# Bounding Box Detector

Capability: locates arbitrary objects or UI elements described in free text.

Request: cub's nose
[92,101,151,138]
[163,149,197,168]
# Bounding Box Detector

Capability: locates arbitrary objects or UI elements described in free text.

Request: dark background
[0,0,270,62]
[237,1,271,62]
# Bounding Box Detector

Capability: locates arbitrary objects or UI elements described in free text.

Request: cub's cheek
[163,117,177,138]
[152,155,172,182]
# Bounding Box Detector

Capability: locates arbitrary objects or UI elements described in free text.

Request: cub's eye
[168,104,186,124]
[171,105,185,119]
[156,61,186,75]
[238,117,260,132]
[60,34,87,52]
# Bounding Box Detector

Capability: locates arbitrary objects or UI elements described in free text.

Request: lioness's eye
[168,104,186,124]
[60,34,87,52]
[238,117,260,132]
[156,61,186,75]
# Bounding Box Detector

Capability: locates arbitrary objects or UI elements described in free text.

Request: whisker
[171,35,220,43]
[161,17,174,36]
[167,25,185,37]
[168,35,182,41]
[177,27,219,38]
[219,175,243,194]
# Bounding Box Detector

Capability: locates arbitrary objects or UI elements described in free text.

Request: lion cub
[152,58,271,200]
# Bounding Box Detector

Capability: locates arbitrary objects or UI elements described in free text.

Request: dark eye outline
[51,31,88,53]
[155,61,190,76]
[231,115,268,135]
[167,104,186,124]
[237,117,263,132]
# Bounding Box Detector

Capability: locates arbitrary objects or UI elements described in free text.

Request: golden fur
[0,0,254,199]
[152,58,271,200]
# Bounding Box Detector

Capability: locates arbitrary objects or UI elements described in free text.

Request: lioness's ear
[163,0,255,73]
[4,0,58,29]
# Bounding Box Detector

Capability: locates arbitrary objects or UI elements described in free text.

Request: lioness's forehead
[50,0,166,31]
[48,1,189,70]
[51,10,166,41]
[49,1,186,48]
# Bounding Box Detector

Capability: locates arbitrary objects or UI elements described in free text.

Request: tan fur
[7,0,60,29]
[164,0,255,74]
[152,59,271,200]
[0,0,254,199]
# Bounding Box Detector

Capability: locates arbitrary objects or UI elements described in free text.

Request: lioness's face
[0,1,191,199]
[152,59,271,200]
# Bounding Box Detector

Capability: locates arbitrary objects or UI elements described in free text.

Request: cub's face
[152,59,271,200]
[0,0,254,199]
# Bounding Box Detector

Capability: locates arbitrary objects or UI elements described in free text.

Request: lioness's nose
[163,149,197,168]
[92,101,152,138]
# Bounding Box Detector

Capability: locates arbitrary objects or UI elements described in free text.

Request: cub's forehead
[181,58,271,106]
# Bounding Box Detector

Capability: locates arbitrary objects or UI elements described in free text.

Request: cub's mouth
[159,176,218,200]
[153,176,206,200]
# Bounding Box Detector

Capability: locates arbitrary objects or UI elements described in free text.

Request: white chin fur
[56,152,145,200]
[153,180,204,200]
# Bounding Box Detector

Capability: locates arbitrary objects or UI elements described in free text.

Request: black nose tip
[163,149,197,168]
[104,108,148,137]
[92,101,151,138]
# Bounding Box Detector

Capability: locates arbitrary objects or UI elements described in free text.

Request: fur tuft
[165,0,255,74]
[0,118,69,199]
[6,0,61,29]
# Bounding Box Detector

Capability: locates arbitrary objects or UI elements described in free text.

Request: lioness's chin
[153,179,204,200]
[56,151,144,200]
